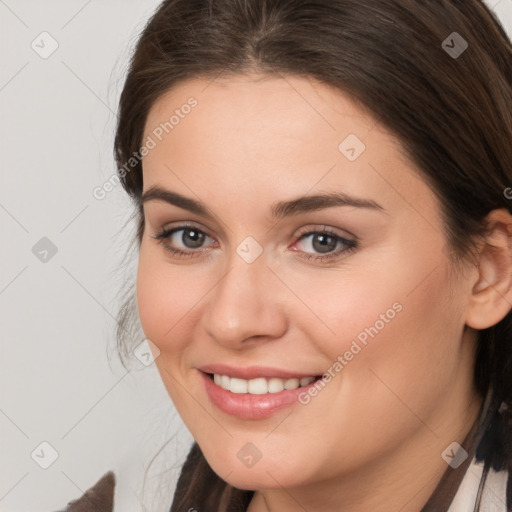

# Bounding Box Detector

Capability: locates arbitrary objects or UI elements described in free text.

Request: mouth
[198,366,323,420]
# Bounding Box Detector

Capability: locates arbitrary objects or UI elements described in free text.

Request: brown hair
[113,1,512,509]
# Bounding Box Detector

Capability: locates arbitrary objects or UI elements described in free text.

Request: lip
[198,363,318,380]
[198,369,321,420]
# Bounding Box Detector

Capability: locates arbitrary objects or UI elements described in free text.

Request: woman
[62,0,512,510]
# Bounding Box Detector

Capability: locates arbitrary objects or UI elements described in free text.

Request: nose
[201,253,288,349]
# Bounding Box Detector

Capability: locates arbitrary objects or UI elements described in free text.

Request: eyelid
[144,203,229,241]
[293,224,356,241]
[158,220,216,239]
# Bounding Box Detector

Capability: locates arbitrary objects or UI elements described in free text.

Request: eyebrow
[140,185,385,220]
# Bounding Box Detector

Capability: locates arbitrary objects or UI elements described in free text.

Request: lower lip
[200,371,319,420]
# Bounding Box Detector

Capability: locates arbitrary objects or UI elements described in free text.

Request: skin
[136,73,512,511]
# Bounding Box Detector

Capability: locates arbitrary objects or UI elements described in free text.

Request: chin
[204,450,311,491]
[223,470,291,491]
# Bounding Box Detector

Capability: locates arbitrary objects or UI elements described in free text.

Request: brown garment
[59,471,115,512]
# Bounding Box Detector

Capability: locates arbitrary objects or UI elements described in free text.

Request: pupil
[312,234,336,253]
[183,229,205,248]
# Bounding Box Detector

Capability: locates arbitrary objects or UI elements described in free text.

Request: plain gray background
[1,1,511,511]
[0,2,192,511]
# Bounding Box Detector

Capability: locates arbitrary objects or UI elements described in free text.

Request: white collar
[448,456,509,511]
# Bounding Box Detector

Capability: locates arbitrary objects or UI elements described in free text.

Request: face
[136,74,478,492]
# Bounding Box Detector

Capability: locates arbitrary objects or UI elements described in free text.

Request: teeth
[229,378,248,394]
[284,378,299,390]
[248,378,268,395]
[212,374,316,394]
[268,378,285,393]
[300,377,315,386]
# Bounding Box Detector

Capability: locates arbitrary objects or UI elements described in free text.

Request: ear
[466,208,512,330]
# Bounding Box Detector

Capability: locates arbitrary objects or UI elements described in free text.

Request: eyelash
[152,223,358,262]
[293,227,357,262]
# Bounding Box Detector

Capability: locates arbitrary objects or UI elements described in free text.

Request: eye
[293,228,357,262]
[152,223,357,262]
[171,228,208,249]
[153,224,216,257]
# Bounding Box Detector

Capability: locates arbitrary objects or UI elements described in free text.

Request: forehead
[141,74,435,222]
[143,73,379,155]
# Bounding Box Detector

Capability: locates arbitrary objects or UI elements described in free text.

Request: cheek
[136,250,167,343]
[302,236,464,369]
[282,261,406,360]
[298,245,465,408]
[275,263,466,476]
[135,247,202,409]
[324,260,464,427]
[136,245,201,351]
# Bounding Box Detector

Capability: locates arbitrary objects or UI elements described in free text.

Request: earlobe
[466,209,512,330]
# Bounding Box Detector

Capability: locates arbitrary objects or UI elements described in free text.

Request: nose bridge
[219,256,262,309]
[202,243,287,345]
[214,248,269,319]
[218,232,270,301]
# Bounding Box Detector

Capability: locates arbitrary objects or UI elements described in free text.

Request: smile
[198,365,322,419]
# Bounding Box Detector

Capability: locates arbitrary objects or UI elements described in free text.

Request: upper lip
[198,364,319,380]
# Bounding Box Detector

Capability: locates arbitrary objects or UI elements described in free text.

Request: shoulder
[57,471,116,512]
